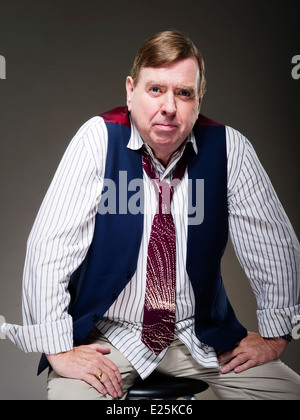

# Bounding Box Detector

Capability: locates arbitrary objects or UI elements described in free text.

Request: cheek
[132,105,151,127]
[132,98,158,125]
[130,100,154,137]
[180,106,199,131]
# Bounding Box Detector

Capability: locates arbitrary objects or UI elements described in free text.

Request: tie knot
[141,145,189,215]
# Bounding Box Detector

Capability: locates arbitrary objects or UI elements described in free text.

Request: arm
[222,127,300,372]
[3,117,123,396]
[3,117,105,353]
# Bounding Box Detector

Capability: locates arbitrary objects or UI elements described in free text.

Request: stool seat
[126,371,209,400]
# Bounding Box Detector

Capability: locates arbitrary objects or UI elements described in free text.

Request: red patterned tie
[141,147,188,355]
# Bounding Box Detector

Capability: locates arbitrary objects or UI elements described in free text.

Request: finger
[108,370,123,395]
[83,373,108,396]
[79,345,123,396]
[100,371,123,398]
[84,369,122,399]
[218,347,239,364]
[220,353,248,374]
[218,351,234,364]
[234,359,257,373]
[86,343,121,377]
[99,356,123,386]
[89,343,111,355]
[91,359,123,397]
[80,346,119,377]
[82,364,122,398]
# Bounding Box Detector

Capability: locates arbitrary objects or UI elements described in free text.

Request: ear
[126,76,134,111]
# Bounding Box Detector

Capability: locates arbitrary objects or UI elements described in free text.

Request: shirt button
[111,293,117,301]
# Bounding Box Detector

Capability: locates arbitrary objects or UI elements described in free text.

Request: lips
[154,123,178,131]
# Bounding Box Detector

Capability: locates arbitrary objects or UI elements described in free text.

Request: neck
[155,153,172,168]
[149,140,188,168]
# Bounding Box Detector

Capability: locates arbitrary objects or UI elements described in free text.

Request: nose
[161,91,177,116]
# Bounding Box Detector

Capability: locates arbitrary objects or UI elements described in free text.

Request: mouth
[154,123,178,132]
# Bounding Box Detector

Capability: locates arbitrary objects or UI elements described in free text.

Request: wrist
[46,349,72,361]
[279,334,293,343]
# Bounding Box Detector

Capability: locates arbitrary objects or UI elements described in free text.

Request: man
[2,31,300,399]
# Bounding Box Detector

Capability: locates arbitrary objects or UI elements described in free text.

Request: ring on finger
[96,372,103,381]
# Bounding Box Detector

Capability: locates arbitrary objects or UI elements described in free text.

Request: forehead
[138,57,200,88]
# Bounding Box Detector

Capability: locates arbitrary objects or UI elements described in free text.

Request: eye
[179,90,191,97]
[150,87,161,94]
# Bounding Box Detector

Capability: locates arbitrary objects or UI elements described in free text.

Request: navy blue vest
[38,107,247,374]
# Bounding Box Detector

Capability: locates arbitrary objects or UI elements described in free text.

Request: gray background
[0,0,299,400]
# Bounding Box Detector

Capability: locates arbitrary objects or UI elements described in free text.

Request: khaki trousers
[47,330,300,400]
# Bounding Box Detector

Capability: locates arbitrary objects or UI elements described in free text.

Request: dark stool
[126,371,209,400]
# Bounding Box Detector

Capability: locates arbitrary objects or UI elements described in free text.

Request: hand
[218,331,288,374]
[46,343,123,398]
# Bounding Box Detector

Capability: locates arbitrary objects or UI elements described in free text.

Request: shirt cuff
[2,317,74,354]
[257,306,300,337]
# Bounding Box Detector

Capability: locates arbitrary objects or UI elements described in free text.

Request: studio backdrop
[0,0,299,400]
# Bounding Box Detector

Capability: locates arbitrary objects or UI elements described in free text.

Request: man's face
[126,57,201,165]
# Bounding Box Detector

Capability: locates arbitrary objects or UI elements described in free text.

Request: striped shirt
[2,115,300,378]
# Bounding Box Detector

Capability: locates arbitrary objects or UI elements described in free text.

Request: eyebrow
[145,81,165,89]
[145,81,196,94]
[177,85,196,94]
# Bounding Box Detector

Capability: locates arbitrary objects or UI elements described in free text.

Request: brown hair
[130,30,206,99]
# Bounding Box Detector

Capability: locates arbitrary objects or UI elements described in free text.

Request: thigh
[158,339,300,400]
[47,329,139,400]
[207,360,300,400]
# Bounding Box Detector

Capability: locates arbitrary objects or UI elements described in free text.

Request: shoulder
[64,116,109,175]
[74,115,107,141]
[99,106,131,127]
